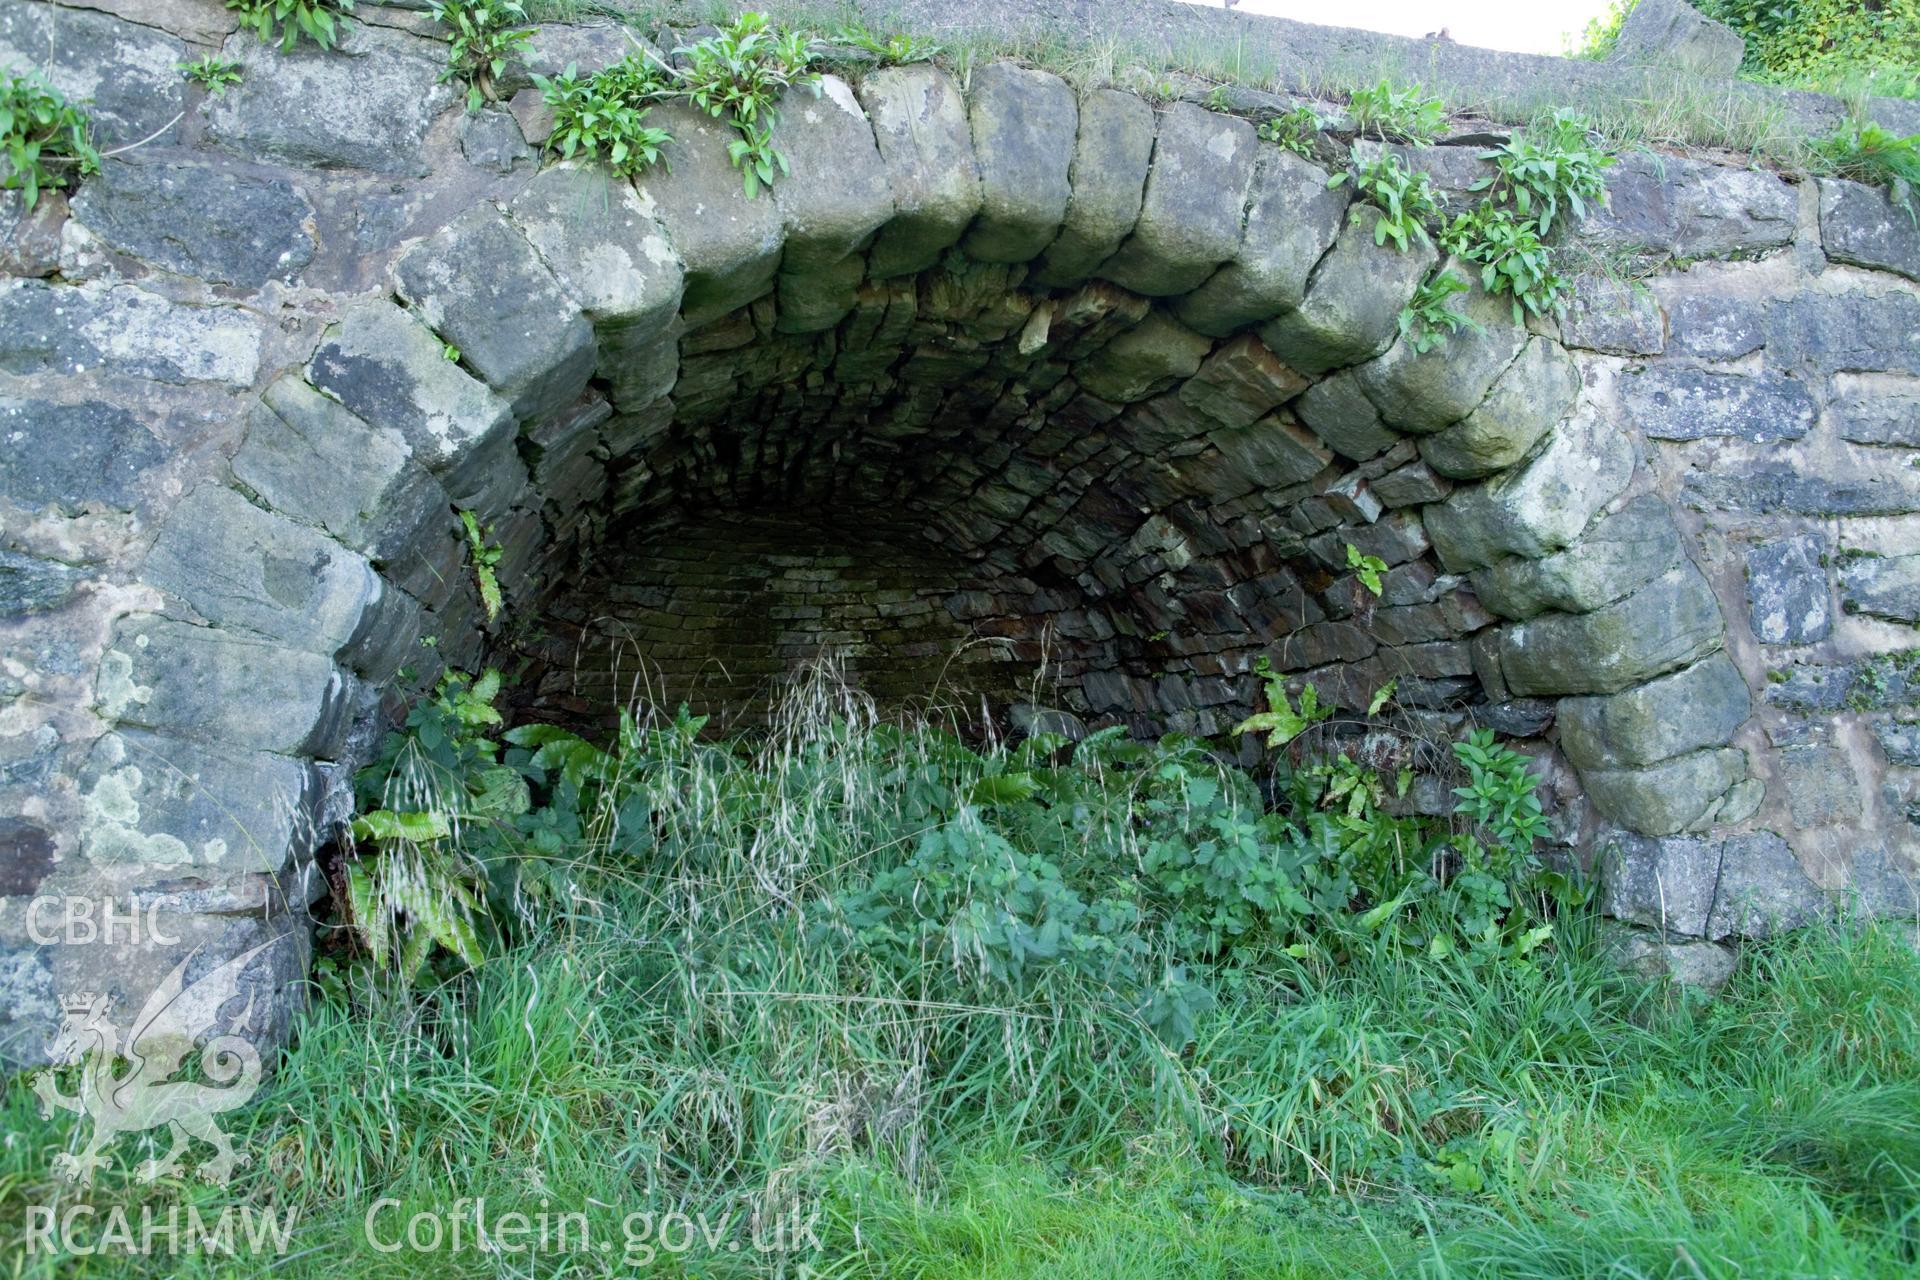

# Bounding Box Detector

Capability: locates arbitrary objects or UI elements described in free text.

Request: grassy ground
[3,682,1917,1278]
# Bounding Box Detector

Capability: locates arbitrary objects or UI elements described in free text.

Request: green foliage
[1698,0,1920,97]
[1257,103,1324,159]
[429,0,533,111]
[1472,110,1614,237]
[179,55,244,95]
[227,0,354,52]
[1327,146,1442,251]
[832,23,941,65]
[1233,657,1334,748]
[458,507,503,623]
[1443,202,1572,321]
[1347,78,1449,144]
[1564,0,1638,59]
[534,54,674,177]
[0,71,98,208]
[1346,541,1391,594]
[1816,118,1920,222]
[1398,270,1483,353]
[674,12,820,198]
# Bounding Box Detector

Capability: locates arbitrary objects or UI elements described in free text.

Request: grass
[3,670,1918,1277]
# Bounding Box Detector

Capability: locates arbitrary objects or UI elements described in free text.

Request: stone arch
[12,9,1898,1057]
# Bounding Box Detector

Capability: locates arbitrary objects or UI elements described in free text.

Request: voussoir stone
[961,62,1078,264]
[96,616,354,757]
[1175,333,1309,430]
[770,76,894,273]
[632,101,786,323]
[141,484,416,680]
[1820,178,1920,283]
[856,64,980,278]
[1558,651,1752,771]
[1582,747,1747,837]
[1033,89,1156,288]
[77,729,320,875]
[1472,493,1683,619]
[1418,336,1581,479]
[391,205,596,422]
[1100,102,1257,296]
[205,25,455,175]
[1175,147,1348,337]
[1623,366,1817,442]
[1357,272,1531,432]
[1425,408,1635,572]
[1258,204,1435,375]
[307,299,519,499]
[1075,310,1212,403]
[1497,560,1725,696]
[1295,369,1401,462]
[69,160,315,288]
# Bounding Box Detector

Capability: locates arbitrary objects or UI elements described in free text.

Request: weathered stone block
[1259,205,1435,375]
[1473,493,1683,619]
[1600,921,1738,991]
[1665,292,1764,358]
[391,205,596,422]
[1623,367,1817,442]
[1557,275,1663,356]
[459,107,533,175]
[1074,310,1211,402]
[961,62,1077,264]
[1589,153,1796,259]
[1841,552,1920,623]
[1033,89,1155,287]
[1190,414,1333,495]
[1100,102,1256,296]
[98,616,353,757]
[0,398,163,516]
[1780,743,1862,826]
[1174,148,1348,336]
[1766,290,1920,376]
[307,299,518,485]
[1685,464,1920,517]
[1603,829,1828,939]
[506,163,684,345]
[1609,0,1746,76]
[1371,461,1451,509]
[0,4,184,145]
[1426,409,1635,572]
[1747,534,1830,643]
[856,64,979,277]
[0,549,82,616]
[69,161,314,288]
[1582,747,1747,836]
[1357,274,1529,432]
[1419,337,1580,479]
[1295,368,1401,461]
[1833,392,1920,447]
[633,101,785,322]
[1174,333,1308,429]
[769,76,894,272]
[1820,178,1920,283]
[76,729,320,874]
[206,25,454,175]
[1558,651,1752,770]
[1499,561,1724,696]
[0,281,262,387]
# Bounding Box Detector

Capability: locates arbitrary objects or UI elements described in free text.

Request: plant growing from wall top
[0,71,99,208]
[1816,119,1920,222]
[430,0,533,111]
[227,0,355,52]
[673,12,821,198]
[535,52,675,178]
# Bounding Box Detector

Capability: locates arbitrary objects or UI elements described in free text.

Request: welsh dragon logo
[31,943,271,1187]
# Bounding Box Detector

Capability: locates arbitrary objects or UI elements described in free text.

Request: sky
[1174,0,1620,56]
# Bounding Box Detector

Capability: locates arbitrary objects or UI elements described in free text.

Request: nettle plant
[0,71,99,208]
[430,0,533,111]
[227,0,355,53]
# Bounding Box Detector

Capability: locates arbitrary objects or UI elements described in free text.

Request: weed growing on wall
[1347,78,1448,144]
[430,0,534,110]
[1398,270,1482,352]
[536,53,674,176]
[0,72,99,208]
[1818,118,1920,221]
[831,22,941,66]
[1328,147,1442,250]
[179,55,245,95]
[1258,103,1326,159]
[227,0,355,52]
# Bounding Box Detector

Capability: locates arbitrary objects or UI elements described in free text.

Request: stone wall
[2,0,1918,1064]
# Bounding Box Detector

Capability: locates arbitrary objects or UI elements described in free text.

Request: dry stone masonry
[2,0,1919,1062]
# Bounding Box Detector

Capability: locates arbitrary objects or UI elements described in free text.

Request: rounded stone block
[390,204,598,423]
[632,101,786,323]
[960,62,1078,264]
[1558,651,1753,771]
[1074,310,1212,403]
[1174,147,1349,337]
[1498,561,1725,697]
[1295,369,1401,462]
[1033,88,1156,288]
[856,64,980,278]
[1099,102,1258,297]
[1583,748,1747,837]
[1471,493,1683,620]
[506,163,685,342]
[1258,205,1435,375]
[1356,272,1531,433]
[1417,337,1581,480]
[768,76,895,273]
